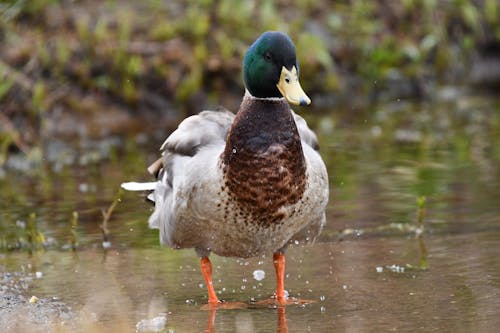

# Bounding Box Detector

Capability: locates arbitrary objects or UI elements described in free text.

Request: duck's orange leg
[273,252,286,305]
[200,257,220,304]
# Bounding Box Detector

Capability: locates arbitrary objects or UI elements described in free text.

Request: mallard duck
[122,31,329,305]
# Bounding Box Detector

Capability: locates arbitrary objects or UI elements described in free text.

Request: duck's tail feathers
[121,181,157,191]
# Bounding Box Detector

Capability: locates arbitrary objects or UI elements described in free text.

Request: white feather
[121,181,157,191]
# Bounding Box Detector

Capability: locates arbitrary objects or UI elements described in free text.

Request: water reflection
[205,305,288,333]
[204,305,288,333]
[2,229,500,332]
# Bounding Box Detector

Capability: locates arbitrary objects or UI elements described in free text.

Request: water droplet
[253,270,265,281]
[376,266,384,273]
[386,264,405,273]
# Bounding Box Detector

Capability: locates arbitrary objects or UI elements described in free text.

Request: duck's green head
[243,31,311,106]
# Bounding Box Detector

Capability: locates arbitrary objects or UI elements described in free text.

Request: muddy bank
[0,270,75,333]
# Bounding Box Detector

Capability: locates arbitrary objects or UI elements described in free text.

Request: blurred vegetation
[0,0,499,158]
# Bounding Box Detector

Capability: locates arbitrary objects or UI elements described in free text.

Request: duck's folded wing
[161,108,235,156]
[121,108,234,238]
[122,108,234,187]
[150,109,234,237]
[292,111,320,151]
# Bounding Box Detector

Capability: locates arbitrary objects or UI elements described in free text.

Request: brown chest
[221,98,306,227]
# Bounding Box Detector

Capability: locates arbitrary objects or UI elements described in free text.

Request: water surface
[1,92,499,332]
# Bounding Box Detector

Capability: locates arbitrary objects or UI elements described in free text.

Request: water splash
[136,316,167,333]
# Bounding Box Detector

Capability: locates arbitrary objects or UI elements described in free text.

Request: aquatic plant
[404,196,428,271]
[100,189,123,250]
[416,196,428,269]
[26,212,46,254]
[69,211,78,251]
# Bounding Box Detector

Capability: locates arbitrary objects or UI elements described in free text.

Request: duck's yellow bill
[277,66,311,106]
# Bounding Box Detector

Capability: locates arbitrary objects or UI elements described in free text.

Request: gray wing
[147,108,235,236]
[160,108,235,156]
[292,111,320,151]
[148,108,235,177]
[290,110,327,246]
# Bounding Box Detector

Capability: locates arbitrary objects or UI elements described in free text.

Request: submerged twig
[100,189,122,249]
[69,211,79,251]
[416,196,428,269]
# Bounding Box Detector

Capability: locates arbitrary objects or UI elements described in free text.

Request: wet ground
[1,89,500,332]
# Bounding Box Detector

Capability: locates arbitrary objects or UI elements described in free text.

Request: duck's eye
[264,52,272,62]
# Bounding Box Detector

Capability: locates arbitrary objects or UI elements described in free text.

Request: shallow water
[1,92,500,332]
